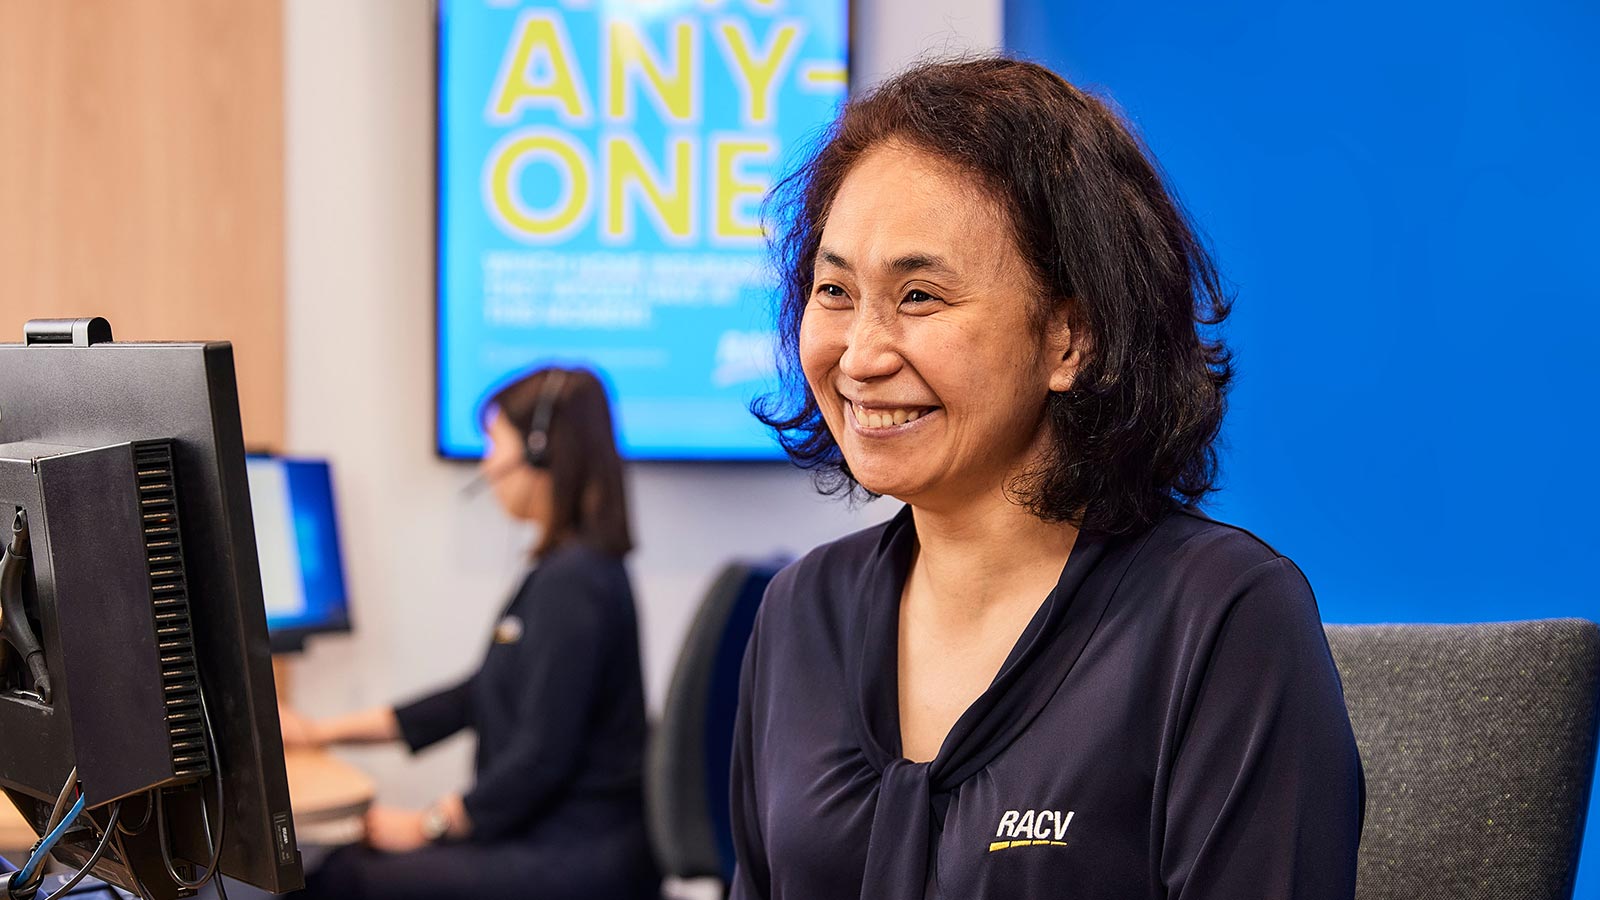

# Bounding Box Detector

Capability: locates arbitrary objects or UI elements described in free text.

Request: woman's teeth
[850,405,925,429]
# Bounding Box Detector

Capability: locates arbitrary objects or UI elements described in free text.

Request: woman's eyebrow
[886,252,956,277]
[816,247,957,278]
[817,247,852,271]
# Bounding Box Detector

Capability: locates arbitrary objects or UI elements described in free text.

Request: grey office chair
[646,559,786,891]
[1325,619,1600,900]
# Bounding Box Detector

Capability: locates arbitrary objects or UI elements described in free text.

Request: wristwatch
[420,802,451,842]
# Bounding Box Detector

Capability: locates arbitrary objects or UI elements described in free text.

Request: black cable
[39,802,121,900]
[155,787,220,891]
[108,825,157,900]
[107,829,136,900]
[154,684,227,891]
[196,688,226,867]
[10,800,121,900]
[152,790,184,885]
[114,792,154,837]
[0,510,51,702]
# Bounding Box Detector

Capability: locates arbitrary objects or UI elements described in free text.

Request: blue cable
[13,793,86,887]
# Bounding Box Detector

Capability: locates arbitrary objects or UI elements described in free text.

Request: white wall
[282,0,1001,808]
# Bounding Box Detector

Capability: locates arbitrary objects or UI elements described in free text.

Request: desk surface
[0,750,375,853]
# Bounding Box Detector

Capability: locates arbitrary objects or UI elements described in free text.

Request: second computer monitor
[245,456,351,652]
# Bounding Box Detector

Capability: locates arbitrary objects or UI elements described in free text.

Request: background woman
[731,58,1364,900]
[282,366,658,900]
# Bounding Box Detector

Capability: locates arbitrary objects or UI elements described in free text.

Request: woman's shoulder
[523,541,633,608]
[1144,506,1289,572]
[1127,505,1318,627]
[772,513,896,589]
[740,516,898,686]
[537,538,627,575]
[757,514,899,631]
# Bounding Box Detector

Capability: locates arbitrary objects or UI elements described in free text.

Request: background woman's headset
[521,368,566,470]
[460,368,568,498]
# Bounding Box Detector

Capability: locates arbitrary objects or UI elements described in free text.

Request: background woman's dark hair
[753,56,1234,535]
[483,366,634,558]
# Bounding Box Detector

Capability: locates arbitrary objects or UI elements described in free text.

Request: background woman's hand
[363,805,428,853]
[277,704,400,750]
[277,704,322,750]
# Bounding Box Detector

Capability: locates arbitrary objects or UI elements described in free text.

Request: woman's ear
[1045,300,1085,393]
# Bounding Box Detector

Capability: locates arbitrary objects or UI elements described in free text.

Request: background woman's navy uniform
[729,505,1364,900]
[305,541,658,900]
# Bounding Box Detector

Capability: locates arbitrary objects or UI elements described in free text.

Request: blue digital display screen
[246,457,350,640]
[437,0,851,460]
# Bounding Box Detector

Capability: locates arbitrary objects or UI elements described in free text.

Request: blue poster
[438,0,850,459]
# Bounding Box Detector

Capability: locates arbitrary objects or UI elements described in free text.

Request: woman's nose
[839,309,902,382]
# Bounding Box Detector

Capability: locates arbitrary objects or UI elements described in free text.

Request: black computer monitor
[245,455,352,653]
[0,319,303,898]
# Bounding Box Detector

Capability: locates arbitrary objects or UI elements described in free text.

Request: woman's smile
[844,400,942,435]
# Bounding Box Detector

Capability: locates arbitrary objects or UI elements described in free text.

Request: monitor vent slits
[133,441,211,781]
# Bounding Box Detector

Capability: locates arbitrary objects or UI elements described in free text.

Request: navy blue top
[393,541,654,888]
[730,505,1363,900]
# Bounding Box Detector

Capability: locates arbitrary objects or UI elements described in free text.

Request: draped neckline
[844,505,1146,899]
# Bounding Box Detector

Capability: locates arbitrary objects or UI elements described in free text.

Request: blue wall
[1004,1,1599,893]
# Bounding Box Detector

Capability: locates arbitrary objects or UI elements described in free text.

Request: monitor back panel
[0,340,301,893]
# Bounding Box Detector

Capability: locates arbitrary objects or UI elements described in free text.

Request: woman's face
[481,410,552,523]
[800,141,1079,511]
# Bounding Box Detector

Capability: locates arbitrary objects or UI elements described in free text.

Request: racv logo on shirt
[988,808,1075,852]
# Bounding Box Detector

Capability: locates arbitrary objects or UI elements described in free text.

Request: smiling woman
[733,58,1364,900]
[754,58,1234,536]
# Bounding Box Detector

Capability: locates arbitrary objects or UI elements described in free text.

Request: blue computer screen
[246,456,350,639]
[436,0,851,460]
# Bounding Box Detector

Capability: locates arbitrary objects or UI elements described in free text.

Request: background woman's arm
[280,704,401,748]
[281,672,478,751]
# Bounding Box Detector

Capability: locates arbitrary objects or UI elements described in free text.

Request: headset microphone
[459,460,517,498]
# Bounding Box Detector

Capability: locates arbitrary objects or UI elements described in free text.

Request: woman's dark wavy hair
[752,57,1234,535]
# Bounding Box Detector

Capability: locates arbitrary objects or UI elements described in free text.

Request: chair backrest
[1325,619,1600,900]
[646,559,784,884]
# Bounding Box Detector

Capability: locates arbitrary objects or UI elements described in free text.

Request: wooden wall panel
[0,0,285,450]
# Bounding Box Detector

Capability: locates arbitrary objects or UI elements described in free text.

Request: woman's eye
[813,283,850,305]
